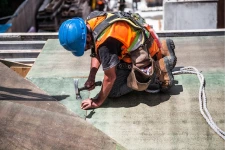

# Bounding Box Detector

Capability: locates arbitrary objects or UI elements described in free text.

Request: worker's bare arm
[81,66,117,110]
[85,56,101,90]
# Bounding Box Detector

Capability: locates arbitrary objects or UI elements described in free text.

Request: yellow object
[92,0,96,10]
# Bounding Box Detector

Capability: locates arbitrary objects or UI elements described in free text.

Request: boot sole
[166,39,177,70]
[161,56,174,92]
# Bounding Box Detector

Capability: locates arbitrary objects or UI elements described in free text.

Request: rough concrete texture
[0,62,125,150]
[27,37,225,150]
[26,40,104,119]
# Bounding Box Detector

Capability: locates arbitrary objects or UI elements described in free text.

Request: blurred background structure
[0,0,224,65]
[164,0,221,30]
[0,0,224,32]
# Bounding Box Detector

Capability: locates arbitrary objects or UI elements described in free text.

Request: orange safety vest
[86,13,161,63]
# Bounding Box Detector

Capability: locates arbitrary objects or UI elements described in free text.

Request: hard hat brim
[58,18,87,57]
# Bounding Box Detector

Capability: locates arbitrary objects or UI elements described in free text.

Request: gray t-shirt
[98,37,123,71]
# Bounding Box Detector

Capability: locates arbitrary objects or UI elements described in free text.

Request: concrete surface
[0,62,125,150]
[26,39,104,119]
[26,36,225,149]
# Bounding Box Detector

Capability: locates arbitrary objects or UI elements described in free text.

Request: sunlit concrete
[0,62,124,150]
[26,36,225,149]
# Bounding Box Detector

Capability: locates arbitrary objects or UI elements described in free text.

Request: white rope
[172,66,225,140]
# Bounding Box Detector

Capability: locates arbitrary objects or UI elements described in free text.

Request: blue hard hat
[58,18,87,56]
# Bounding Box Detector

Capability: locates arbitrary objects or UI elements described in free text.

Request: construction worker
[58,11,177,110]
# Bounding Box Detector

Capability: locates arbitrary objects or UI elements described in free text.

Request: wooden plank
[0,59,31,77]
[0,59,32,67]
[10,66,31,78]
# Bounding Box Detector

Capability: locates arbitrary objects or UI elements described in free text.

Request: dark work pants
[108,67,133,98]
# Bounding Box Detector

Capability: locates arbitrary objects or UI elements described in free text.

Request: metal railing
[0,29,224,65]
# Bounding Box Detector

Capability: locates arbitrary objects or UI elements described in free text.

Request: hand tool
[74,79,102,100]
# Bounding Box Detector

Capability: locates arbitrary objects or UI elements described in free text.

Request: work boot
[145,83,160,93]
[160,39,177,69]
[155,56,174,92]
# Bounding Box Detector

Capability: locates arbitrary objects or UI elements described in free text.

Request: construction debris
[36,0,84,32]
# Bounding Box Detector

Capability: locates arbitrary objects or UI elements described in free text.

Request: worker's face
[85,33,93,51]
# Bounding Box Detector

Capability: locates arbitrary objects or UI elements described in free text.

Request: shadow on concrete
[86,109,96,119]
[0,86,69,101]
[101,82,183,108]
[51,95,70,101]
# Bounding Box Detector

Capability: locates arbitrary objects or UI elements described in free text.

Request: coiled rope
[172,66,225,140]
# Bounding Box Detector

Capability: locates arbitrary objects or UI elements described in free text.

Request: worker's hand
[84,78,95,91]
[81,98,98,110]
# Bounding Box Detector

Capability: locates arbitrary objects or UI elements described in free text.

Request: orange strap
[149,40,160,57]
